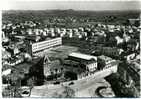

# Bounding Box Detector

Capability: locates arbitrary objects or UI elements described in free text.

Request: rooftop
[69,52,97,61]
[98,55,113,61]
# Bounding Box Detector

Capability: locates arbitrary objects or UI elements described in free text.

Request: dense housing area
[2,10,140,98]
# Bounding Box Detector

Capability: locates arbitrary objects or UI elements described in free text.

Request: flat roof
[98,55,113,61]
[69,52,97,61]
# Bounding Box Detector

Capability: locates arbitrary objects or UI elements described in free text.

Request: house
[126,39,138,51]
[97,55,119,72]
[44,59,64,77]
[126,53,136,61]
[128,18,140,26]
[102,47,124,58]
[25,35,41,42]
[115,36,124,45]
[93,46,124,59]
[2,69,12,76]
[26,29,33,35]
[2,48,11,60]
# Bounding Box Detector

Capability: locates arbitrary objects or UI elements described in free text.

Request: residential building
[93,46,124,58]
[97,55,119,72]
[44,57,65,78]
[128,18,140,26]
[126,53,136,62]
[2,69,12,76]
[102,47,124,57]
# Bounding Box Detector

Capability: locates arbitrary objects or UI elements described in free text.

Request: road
[30,66,115,97]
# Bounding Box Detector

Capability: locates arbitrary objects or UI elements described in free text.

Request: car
[20,86,31,97]
[68,82,74,86]
[53,81,60,85]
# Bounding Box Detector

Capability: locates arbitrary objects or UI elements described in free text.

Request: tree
[134,20,140,27]
[61,86,75,98]
[52,86,75,98]
[105,73,140,97]
[64,71,77,80]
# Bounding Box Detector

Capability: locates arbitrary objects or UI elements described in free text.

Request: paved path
[95,86,107,97]
[30,66,115,97]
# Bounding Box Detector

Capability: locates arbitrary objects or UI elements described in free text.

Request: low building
[102,47,124,57]
[128,18,140,26]
[97,55,119,73]
[2,69,11,76]
[126,53,136,62]
[94,46,124,59]
[68,52,97,72]
[44,59,63,77]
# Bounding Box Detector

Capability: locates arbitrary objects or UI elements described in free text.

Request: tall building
[26,37,62,56]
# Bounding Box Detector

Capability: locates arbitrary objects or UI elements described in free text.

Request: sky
[1,0,141,11]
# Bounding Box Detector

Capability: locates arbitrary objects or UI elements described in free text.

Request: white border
[0,0,140,98]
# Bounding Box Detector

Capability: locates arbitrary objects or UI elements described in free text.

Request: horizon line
[2,9,140,12]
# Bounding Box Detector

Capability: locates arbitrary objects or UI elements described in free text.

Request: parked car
[20,86,31,97]
[68,81,74,86]
[53,81,60,85]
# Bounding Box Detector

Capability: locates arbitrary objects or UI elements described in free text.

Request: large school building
[26,37,62,56]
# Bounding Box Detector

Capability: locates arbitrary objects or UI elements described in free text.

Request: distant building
[2,48,11,60]
[26,28,33,35]
[2,31,6,39]
[25,35,41,42]
[44,59,61,77]
[126,39,137,52]
[102,47,124,57]
[128,18,140,26]
[126,53,136,61]
[115,36,124,45]
[94,46,124,58]
[2,69,11,76]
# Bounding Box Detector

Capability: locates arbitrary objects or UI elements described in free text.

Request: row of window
[32,39,62,49]
[77,69,97,79]
[33,37,62,46]
[87,63,97,71]
[78,64,118,80]
[88,67,97,72]
[105,59,116,65]
[102,50,119,56]
[32,42,61,52]
[32,38,62,52]
[50,68,64,74]
[104,64,117,69]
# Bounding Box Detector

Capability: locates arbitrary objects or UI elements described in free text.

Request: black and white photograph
[1,0,141,98]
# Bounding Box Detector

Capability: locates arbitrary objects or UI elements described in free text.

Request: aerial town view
[1,1,140,98]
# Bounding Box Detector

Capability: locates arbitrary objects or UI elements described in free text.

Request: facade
[96,47,124,58]
[97,55,119,72]
[27,37,62,55]
[77,55,119,80]
[43,55,63,77]
[128,18,140,25]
